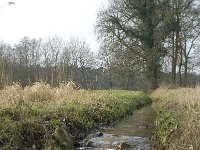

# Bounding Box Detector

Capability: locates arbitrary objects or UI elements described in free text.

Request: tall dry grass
[152,86,200,150]
[0,82,151,149]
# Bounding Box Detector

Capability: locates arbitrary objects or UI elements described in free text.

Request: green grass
[151,87,200,150]
[0,82,152,149]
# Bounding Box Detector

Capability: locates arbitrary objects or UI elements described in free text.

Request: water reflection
[78,106,156,150]
[107,106,156,137]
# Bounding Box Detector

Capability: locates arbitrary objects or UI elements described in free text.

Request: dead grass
[152,86,200,150]
[0,82,151,149]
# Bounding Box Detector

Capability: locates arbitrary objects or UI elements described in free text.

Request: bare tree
[41,35,64,85]
[165,0,200,86]
[65,37,96,88]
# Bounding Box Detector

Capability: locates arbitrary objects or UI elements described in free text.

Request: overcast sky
[0,0,108,53]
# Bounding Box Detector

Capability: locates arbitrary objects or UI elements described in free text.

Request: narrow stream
[78,106,156,150]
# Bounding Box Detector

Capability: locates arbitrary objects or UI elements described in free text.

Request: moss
[0,117,18,144]
[52,127,74,149]
[19,122,46,149]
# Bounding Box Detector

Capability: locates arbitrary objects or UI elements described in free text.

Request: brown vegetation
[0,82,151,149]
[152,86,200,149]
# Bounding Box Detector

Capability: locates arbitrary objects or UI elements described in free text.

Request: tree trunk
[51,67,54,86]
[171,31,176,84]
[183,40,188,87]
[172,5,181,85]
[172,28,180,85]
[145,37,159,90]
[178,46,183,86]
[184,58,188,87]
[147,58,159,91]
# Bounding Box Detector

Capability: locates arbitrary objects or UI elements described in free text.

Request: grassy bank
[0,82,151,149]
[152,87,200,150]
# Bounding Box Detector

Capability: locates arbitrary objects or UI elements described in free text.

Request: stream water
[78,106,157,150]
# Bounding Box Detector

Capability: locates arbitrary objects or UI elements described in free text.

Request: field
[152,87,200,150]
[0,82,151,149]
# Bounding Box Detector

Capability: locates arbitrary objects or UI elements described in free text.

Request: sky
[0,0,108,53]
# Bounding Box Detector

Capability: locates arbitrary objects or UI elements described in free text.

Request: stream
[77,106,156,150]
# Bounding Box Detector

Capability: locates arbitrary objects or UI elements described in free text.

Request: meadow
[0,82,151,149]
[152,87,200,150]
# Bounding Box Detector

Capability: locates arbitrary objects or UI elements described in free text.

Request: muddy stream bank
[77,106,156,150]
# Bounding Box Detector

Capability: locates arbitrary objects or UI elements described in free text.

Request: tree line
[1,0,200,91]
[0,35,148,90]
[0,36,96,88]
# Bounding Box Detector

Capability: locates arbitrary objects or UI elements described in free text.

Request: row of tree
[95,0,200,90]
[0,35,148,90]
[0,36,96,87]
[0,0,200,91]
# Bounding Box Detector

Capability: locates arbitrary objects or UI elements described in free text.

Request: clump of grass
[152,86,200,150]
[24,82,55,102]
[0,83,23,107]
[0,82,151,149]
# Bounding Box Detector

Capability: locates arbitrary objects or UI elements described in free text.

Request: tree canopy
[96,0,200,89]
